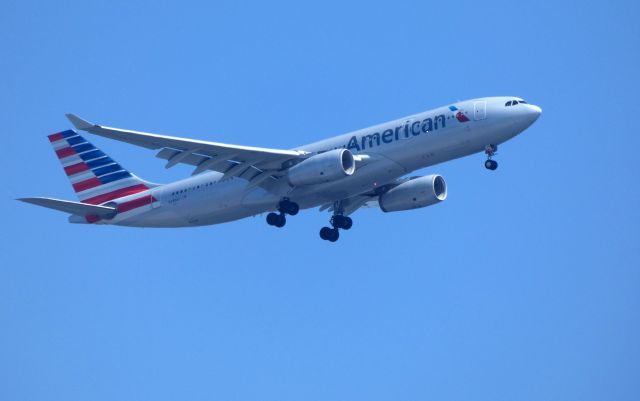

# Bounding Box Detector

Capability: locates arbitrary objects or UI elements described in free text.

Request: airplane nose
[529,104,542,121]
[524,104,542,124]
[530,104,542,117]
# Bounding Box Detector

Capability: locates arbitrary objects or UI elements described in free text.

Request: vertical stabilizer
[47,129,155,204]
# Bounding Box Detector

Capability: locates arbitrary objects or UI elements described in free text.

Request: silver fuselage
[96,96,541,227]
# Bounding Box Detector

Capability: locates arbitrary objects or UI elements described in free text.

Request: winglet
[65,113,95,131]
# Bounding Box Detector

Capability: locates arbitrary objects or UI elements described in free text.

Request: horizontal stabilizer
[18,197,117,218]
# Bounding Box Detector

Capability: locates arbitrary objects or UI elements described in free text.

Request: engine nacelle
[379,174,447,212]
[288,149,356,186]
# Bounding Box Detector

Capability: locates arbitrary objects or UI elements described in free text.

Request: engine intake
[288,149,356,186]
[379,174,447,212]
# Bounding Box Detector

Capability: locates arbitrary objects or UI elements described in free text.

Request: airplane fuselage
[71,96,542,227]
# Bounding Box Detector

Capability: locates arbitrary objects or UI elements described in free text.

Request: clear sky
[2,1,639,400]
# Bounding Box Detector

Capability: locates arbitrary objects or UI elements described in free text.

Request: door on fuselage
[474,101,487,120]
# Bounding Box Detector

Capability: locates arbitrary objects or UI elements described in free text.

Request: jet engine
[288,149,356,186]
[379,174,447,212]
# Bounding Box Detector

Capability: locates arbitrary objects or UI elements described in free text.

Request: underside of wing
[66,114,309,181]
[318,194,376,216]
[317,178,409,216]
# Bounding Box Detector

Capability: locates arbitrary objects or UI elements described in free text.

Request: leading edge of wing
[65,113,308,158]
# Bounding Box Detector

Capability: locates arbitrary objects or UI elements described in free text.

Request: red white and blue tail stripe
[48,129,154,205]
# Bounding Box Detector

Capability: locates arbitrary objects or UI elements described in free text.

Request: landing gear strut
[266,198,299,228]
[319,213,353,242]
[484,144,498,170]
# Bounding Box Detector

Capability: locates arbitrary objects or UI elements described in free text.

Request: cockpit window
[506,99,528,107]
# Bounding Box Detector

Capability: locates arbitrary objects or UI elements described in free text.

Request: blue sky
[1,1,639,400]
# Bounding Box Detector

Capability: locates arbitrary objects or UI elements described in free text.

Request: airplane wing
[66,114,310,183]
[18,197,117,217]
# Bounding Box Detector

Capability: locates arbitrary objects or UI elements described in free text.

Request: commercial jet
[19,97,541,241]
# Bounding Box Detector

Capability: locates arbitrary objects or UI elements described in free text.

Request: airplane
[19,96,541,242]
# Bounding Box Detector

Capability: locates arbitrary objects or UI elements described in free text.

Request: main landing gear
[484,144,498,171]
[266,198,299,228]
[319,214,353,242]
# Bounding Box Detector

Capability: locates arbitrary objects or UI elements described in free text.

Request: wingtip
[65,113,94,131]
[16,197,38,205]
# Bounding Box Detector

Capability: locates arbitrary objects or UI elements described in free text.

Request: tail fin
[47,129,156,205]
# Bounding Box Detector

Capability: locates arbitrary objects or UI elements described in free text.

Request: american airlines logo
[346,106,469,152]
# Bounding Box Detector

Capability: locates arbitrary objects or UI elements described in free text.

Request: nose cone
[529,104,542,120]
[515,104,542,130]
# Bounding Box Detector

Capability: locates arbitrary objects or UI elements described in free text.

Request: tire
[485,160,498,170]
[332,215,346,228]
[342,217,353,230]
[279,200,300,216]
[266,212,279,226]
[274,214,286,227]
[320,226,332,240]
[328,228,339,242]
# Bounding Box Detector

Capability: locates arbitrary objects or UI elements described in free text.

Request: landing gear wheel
[328,228,339,242]
[267,212,286,227]
[274,214,286,227]
[278,199,300,216]
[266,212,279,226]
[331,215,345,229]
[319,227,339,242]
[484,159,498,170]
[287,202,299,216]
[330,215,353,230]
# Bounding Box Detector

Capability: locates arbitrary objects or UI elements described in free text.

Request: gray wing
[66,114,310,183]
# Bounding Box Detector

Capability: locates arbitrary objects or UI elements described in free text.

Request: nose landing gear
[266,198,299,228]
[484,144,498,170]
[484,159,498,170]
